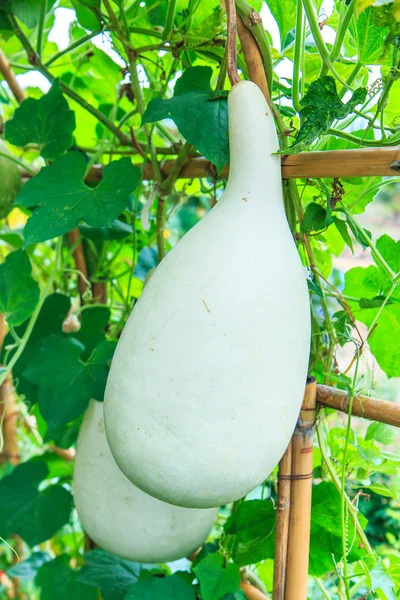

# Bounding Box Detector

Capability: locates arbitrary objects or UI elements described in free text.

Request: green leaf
[143,66,229,172]
[350,8,392,64]
[223,500,275,566]
[193,555,241,600]
[376,234,400,274]
[0,461,72,546]
[301,203,327,232]
[174,65,216,95]
[334,216,353,252]
[134,246,158,281]
[5,80,76,159]
[0,293,70,407]
[74,306,110,358]
[0,249,39,326]
[8,0,56,28]
[264,0,297,48]
[76,549,139,600]
[362,556,397,600]
[366,422,398,445]
[364,306,400,377]
[344,261,400,376]
[70,0,101,31]
[8,552,51,580]
[125,575,196,600]
[309,482,367,576]
[344,265,386,302]
[79,220,133,241]
[24,334,116,428]
[0,229,24,249]
[285,76,367,153]
[36,555,98,600]
[15,152,141,245]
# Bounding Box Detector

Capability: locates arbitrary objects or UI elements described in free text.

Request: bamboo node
[279,473,313,481]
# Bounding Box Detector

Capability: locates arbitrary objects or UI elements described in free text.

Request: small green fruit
[0,139,22,219]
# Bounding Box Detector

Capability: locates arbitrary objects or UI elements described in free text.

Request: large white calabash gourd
[73,400,217,562]
[104,80,310,508]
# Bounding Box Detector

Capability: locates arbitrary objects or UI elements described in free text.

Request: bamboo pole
[285,377,317,600]
[273,443,292,600]
[317,383,400,428]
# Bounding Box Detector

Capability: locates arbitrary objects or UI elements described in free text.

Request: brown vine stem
[225,0,241,85]
[68,228,90,300]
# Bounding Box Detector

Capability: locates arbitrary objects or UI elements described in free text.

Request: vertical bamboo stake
[285,377,317,600]
[273,443,292,600]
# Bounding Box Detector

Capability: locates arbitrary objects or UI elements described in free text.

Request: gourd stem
[225,0,241,86]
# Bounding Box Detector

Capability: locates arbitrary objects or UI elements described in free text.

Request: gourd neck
[224,81,282,201]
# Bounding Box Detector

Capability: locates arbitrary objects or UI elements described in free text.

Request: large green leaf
[5,80,76,159]
[126,575,196,600]
[36,555,98,600]
[344,234,400,377]
[77,549,139,600]
[143,66,229,172]
[0,249,39,326]
[284,76,367,154]
[362,556,397,600]
[309,482,367,576]
[0,461,72,546]
[349,7,391,64]
[193,555,241,600]
[224,499,275,566]
[24,334,116,428]
[15,152,141,245]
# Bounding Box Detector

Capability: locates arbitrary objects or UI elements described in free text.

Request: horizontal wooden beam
[282,147,400,179]
[83,147,400,183]
[21,147,400,184]
[317,384,400,428]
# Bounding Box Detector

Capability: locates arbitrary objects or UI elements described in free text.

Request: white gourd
[104,80,311,508]
[73,400,218,562]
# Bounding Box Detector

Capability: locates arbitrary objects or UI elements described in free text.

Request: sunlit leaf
[16,153,141,245]
[5,80,76,159]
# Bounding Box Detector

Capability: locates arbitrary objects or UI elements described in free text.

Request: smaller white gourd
[73,400,218,563]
